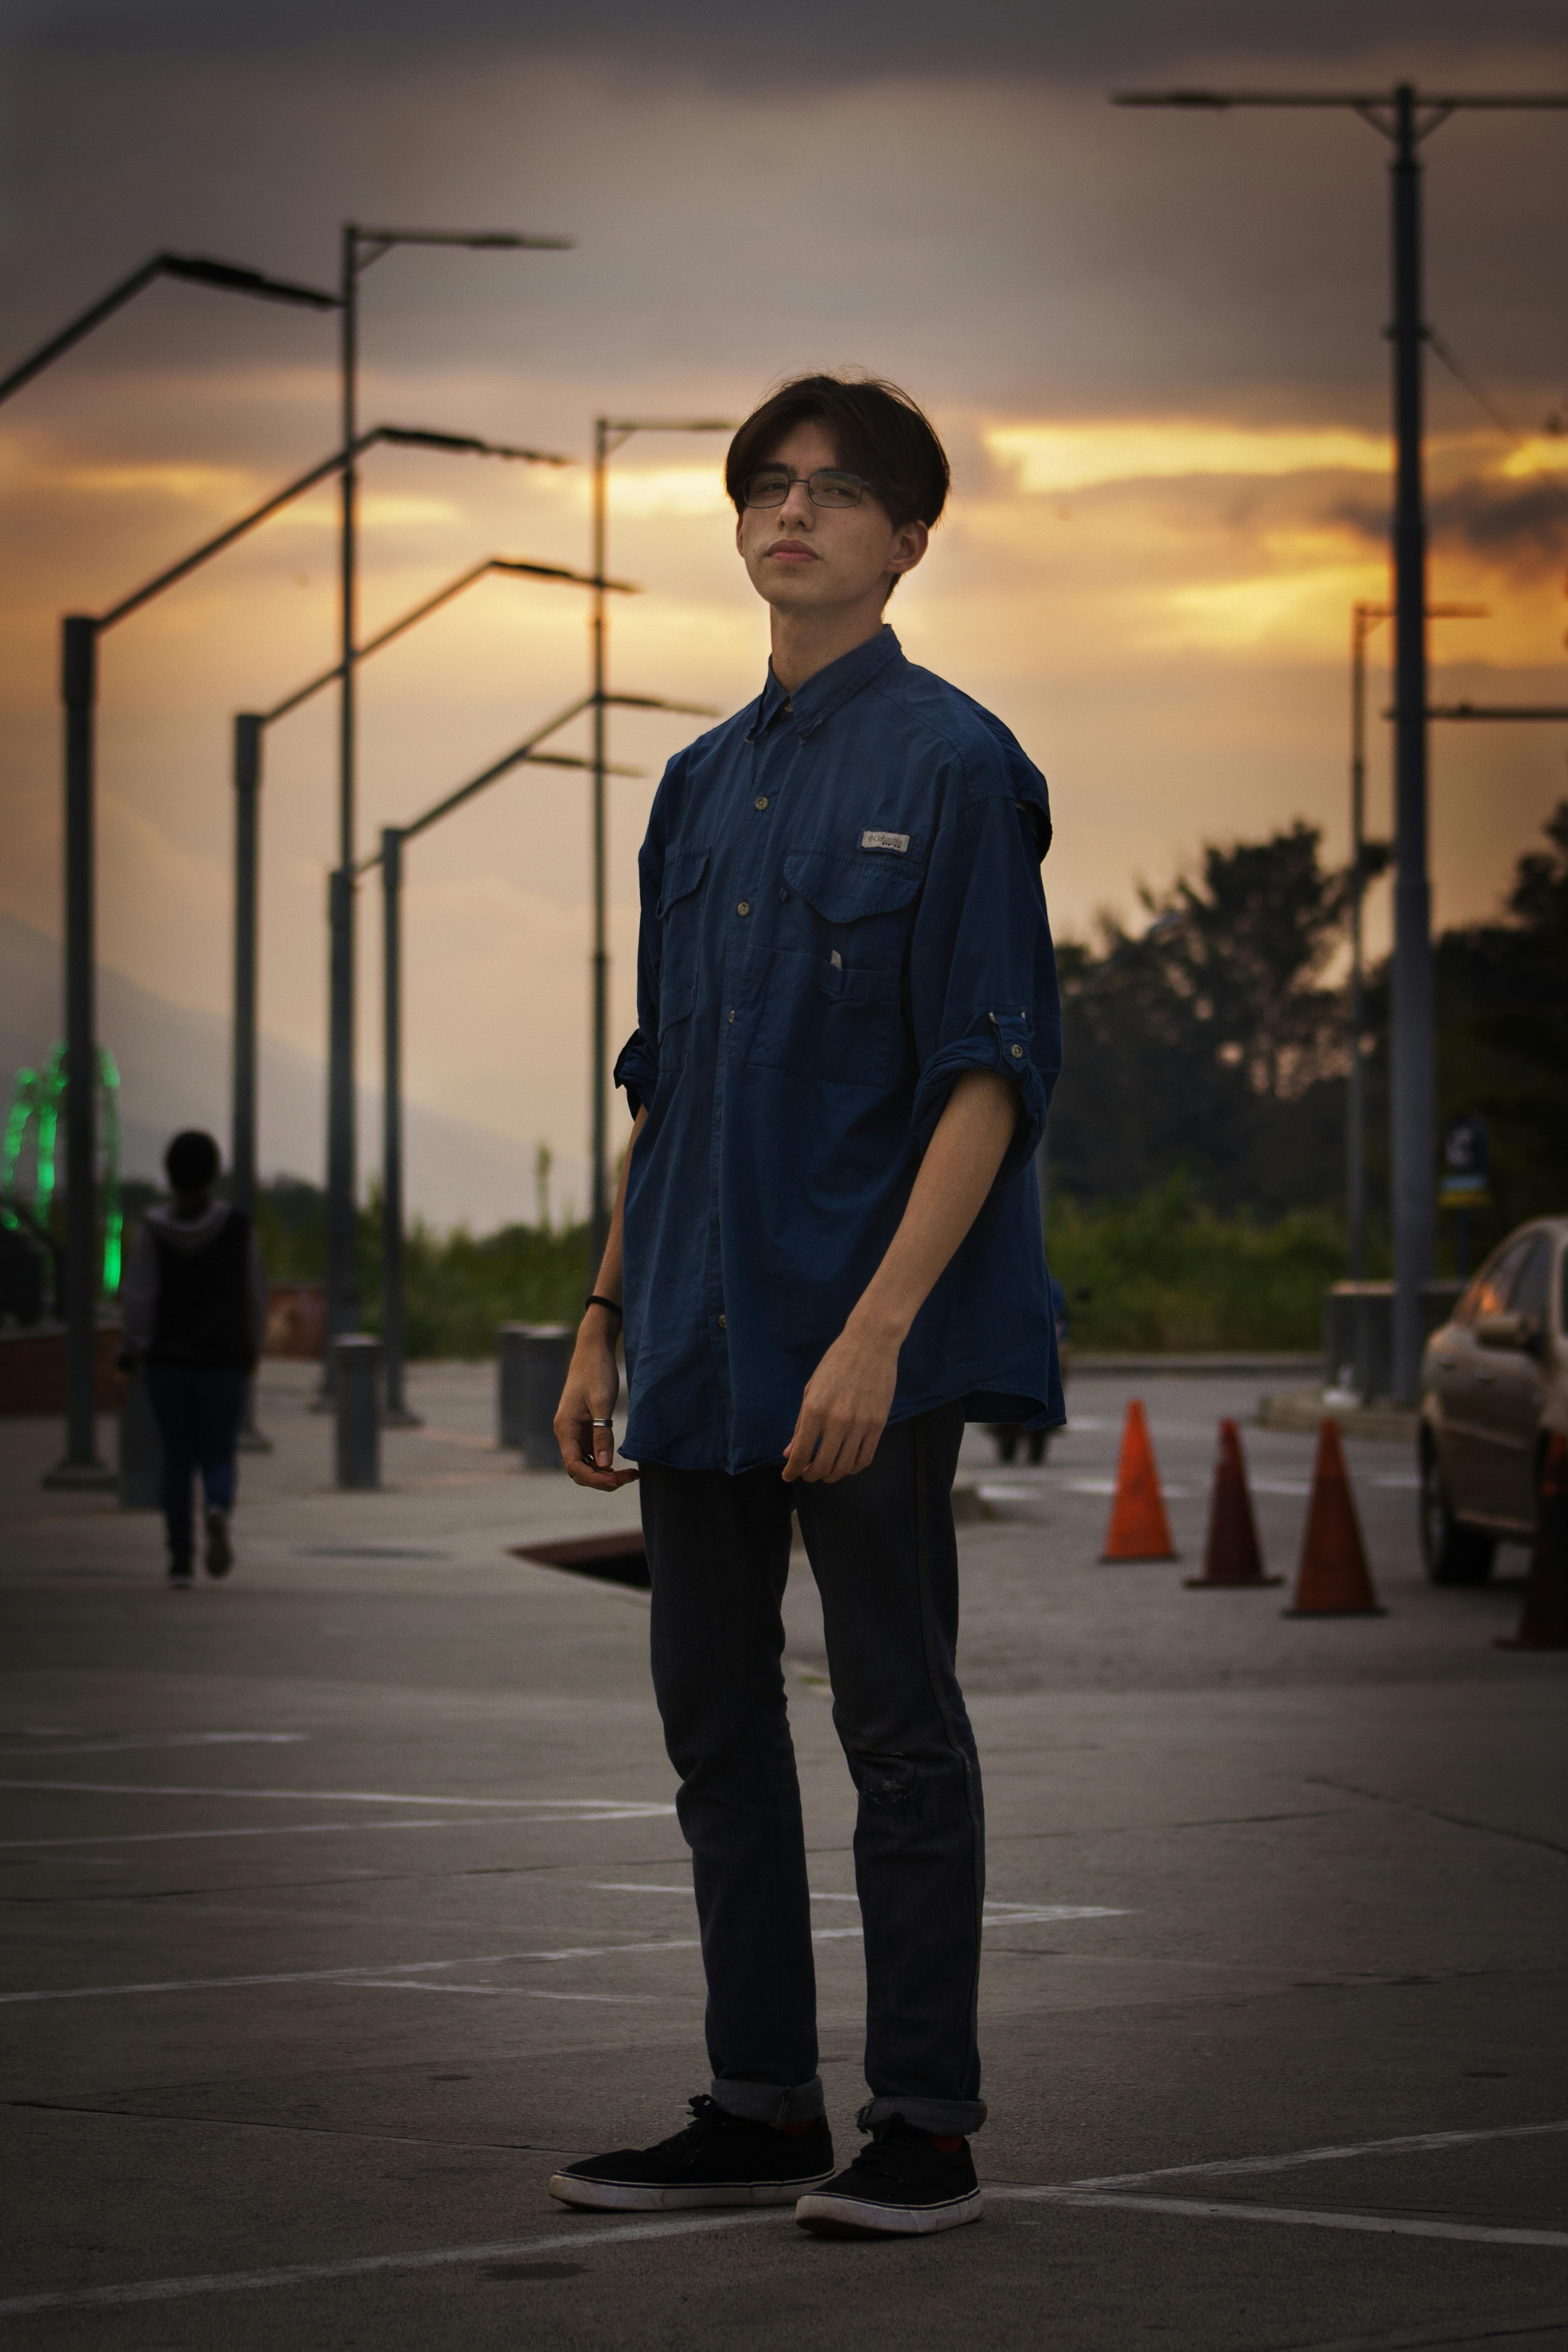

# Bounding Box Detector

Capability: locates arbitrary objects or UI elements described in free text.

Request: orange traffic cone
[1284,1419,1385,1616]
[1187,1419,1281,1587]
[1101,1399,1178,1562]
[1497,1430,1568,1651]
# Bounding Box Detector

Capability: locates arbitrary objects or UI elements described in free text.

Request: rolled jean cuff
[860,2095,988,2137]
[710,2075,824,2127]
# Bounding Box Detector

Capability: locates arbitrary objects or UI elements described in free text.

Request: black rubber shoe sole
[549,2168,834,2213]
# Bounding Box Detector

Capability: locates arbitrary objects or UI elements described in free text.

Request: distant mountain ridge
[0,913,534,1232]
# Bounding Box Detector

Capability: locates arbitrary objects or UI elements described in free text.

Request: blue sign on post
[1439,1114,1490,1208]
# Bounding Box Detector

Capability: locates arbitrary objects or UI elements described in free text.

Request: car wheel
[1419,1438,1496,1584]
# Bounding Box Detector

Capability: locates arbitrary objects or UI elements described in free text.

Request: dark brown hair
[725,373,950,534]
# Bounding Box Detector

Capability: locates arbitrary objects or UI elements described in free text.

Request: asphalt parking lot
[2,1363,1565,2349]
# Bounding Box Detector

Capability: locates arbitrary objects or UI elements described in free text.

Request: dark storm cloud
[1331,478,1568,569]
[8,0,1568,78]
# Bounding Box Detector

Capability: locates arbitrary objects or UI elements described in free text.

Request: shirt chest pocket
[747,845,923,1090]
[656,845,710,1067]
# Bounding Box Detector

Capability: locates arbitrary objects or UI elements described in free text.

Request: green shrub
[253,1172,1367,1361]
[1047,1175,1377,1352]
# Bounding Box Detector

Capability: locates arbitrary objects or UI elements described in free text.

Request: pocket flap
[784,847,923,925]
[658,975,696,1036]
[657,845,710,918]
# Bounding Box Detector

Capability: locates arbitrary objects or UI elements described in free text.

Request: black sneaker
[548,2096,834,2213]
[795,2115,982,2237]
[205,1511,233,1578]
[168,1559,194,1589]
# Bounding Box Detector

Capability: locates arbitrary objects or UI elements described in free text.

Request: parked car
[1419,1216,1567,1583]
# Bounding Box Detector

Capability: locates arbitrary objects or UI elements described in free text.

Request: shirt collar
[746,626,904,742]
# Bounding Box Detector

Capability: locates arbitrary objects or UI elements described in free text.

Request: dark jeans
[638,1401,985,2137]
[144,1363,248,1565]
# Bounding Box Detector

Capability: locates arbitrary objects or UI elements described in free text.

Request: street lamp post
[1346,600,1486,1281]
[360,713,644,1418]
[0,252,338,408]
[42,424,560,1483]
[1,249,337,1489]
[227,552,619,1231]
[327,225,573,1380]
[588,416,732,1269]
[1114,80,1568,1400]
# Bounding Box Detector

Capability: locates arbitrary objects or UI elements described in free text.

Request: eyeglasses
[742,466,873,510]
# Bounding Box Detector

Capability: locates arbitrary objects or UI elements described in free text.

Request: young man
[551,375,1061,2237]
[122,1130,268,1585]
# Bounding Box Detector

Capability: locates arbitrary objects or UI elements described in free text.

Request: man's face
[735,418,927,617]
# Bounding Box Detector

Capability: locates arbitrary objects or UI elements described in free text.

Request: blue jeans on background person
[144,1363,249,1567]
[638,1399,986,2138]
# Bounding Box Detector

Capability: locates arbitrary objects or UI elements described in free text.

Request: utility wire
[1427,322,1568,514]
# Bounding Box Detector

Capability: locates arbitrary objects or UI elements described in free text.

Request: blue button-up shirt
[613,625,1062,1474]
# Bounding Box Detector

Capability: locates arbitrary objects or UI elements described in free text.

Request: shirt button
[754,796,769,812]
[1011,1042,1024,1058]
[736,901,750,916]
[718,1313,727,1330]
[727,1009,735,1023]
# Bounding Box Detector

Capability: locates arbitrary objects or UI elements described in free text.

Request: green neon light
[98,1047,122,1295]
[3,1042,124,1299]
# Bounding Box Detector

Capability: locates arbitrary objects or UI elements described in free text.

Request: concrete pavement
[2,1362,1565,2348]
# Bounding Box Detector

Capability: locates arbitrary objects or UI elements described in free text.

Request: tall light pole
[1114,82,1568,1400]
[40,424,553,1483]
[359,715,644,1417]
[588,416,732,1269]
[228,552,619,1224]
[0,251,338,407]
[329,225,573,1371]
[1346,600,1486,1280]
[1,248,337,1487]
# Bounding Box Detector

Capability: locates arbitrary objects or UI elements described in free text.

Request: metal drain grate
[512,1532,649,1591]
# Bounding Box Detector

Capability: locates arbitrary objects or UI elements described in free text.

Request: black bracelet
[585,1293,624,1319]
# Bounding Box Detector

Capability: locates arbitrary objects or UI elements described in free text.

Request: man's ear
[888,519,929,580]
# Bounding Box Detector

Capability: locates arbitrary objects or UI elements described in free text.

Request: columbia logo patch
[860,829,909,855]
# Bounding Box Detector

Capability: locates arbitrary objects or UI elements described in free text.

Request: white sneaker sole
[548,2170,834,2213]
[795,2187,984,2237]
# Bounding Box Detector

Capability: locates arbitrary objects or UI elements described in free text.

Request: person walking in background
[122,1130,268,1587]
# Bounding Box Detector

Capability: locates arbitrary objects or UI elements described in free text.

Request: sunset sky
[3,0,1566,1219]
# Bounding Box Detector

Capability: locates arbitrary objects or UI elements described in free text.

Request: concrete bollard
[117,1359,164,1510]
[497,1322,574,1469]
[333,1334,383,1490]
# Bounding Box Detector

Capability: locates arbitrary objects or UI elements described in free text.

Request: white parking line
[0,2212,781,2320]
[1047,2116,1568,2192]
[0,1821,502,1853]
[5,2118,1563,2319]
[353,1983,658,2003]
[1032,2192,1568,2249]
[0,1781,674,1814]
[0,1734,310,1758]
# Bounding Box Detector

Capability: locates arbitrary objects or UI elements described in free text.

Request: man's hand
[781,1320,900,1484]
[555,1326,639,1491]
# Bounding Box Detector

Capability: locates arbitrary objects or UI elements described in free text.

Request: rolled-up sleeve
[907,787,1061,1180]
[614,1028,659,1120]
[615,802,671,1119]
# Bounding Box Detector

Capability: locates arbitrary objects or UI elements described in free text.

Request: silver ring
[590,1419,615,1429]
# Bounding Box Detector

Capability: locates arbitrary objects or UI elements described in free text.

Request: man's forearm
[849,1069,1018,1344]
[585,1106,646,1317]
[781,1068,1020,1483]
